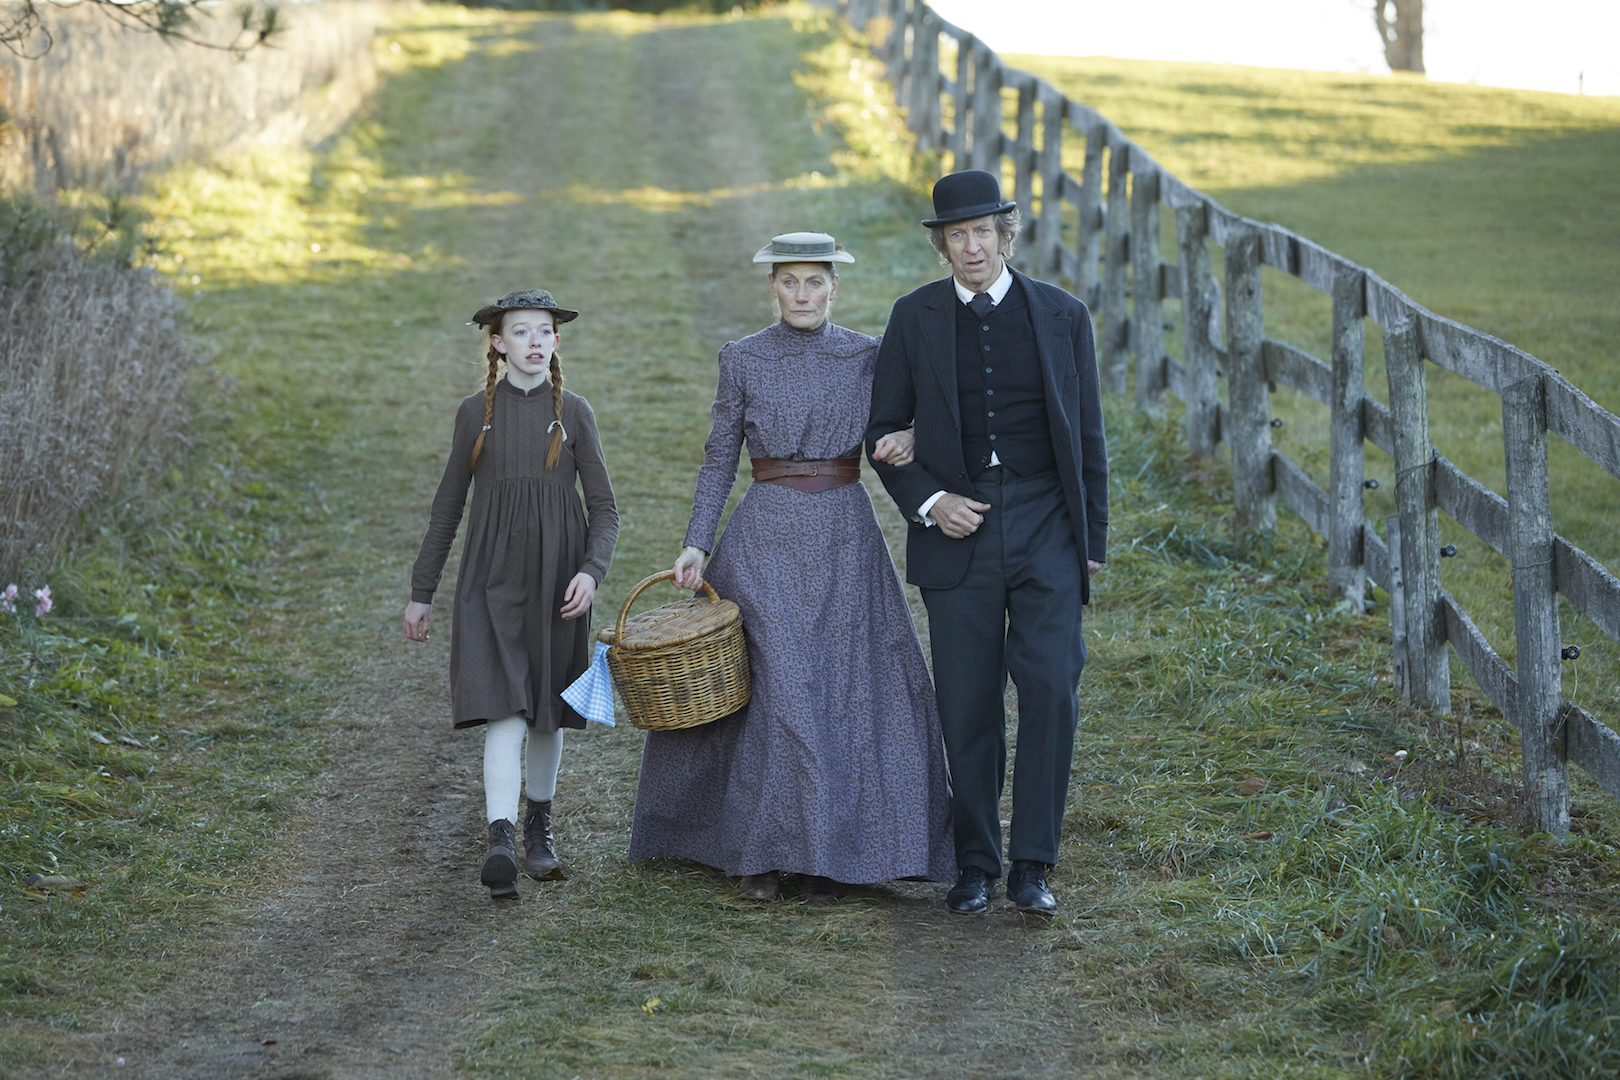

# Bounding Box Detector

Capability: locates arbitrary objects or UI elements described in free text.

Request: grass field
[3,6,1620,1077]
[1013,52,1620,736]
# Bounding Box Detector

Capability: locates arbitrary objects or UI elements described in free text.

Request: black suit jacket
[865,268,1108,602]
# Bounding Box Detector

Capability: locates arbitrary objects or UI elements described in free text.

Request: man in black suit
[866,170,1107,916]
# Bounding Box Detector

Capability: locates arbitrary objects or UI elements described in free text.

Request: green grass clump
[0,455,322,1010]
[1066,409,1620,1079]
[1383,917,1620,1078]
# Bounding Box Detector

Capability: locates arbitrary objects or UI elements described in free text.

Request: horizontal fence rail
[835,0,1620,834]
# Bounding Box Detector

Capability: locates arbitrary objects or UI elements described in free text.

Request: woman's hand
[871,427,916,467]
[560,572,596,620]
[672,546,707,591]
[403,601,432,642]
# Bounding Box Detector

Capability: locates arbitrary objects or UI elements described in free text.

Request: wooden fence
[836,0,1620,835]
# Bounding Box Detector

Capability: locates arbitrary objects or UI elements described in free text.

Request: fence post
[1075,123,1105,310]
[1503,374,1569,835]
[1387,514,1409,698]
[900,0,917,138]
[949,33,971,171]
[1130,164,1166,412]
[885,0,908,88]
[971,44,1001,172]
[1100,142,1130,395]
[925,15,943,150]
[1329,270,1368,612]
[1035,87,1065,280]
[1225,227,1275,530]
[910,8,939,152]
[1011,79,1036,273]
[1384,317,1449,713]
[1176,201,1218,457]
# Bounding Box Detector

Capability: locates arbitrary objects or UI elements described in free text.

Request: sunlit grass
[1004,50,1620,747]
[1011,54,1620,191]
[6,7,1620,1078]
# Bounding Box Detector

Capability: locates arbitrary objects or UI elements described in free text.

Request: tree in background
[1375,0,1424,74]
[1,0,283,58]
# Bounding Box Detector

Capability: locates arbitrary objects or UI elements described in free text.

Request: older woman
[628,232,955,902]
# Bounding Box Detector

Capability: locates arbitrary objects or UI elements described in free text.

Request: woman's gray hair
[928,208,1022,264]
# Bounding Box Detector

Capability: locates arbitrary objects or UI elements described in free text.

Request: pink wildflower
[0,584,15,614]
[33,585,51,618]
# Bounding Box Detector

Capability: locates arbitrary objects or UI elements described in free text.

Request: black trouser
[921,465,1086,876]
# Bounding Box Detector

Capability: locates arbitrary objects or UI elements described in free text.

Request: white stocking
[483,715,526,823]
[526,727,563,803]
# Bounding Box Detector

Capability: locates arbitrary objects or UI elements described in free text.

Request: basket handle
[614,570,721,649]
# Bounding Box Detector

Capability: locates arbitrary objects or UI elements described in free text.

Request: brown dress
[411,379,618,731]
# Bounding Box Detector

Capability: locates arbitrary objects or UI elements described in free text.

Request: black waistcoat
[956,276,1053,476]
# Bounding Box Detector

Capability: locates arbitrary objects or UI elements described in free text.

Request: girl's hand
[672,546,707,591]
[403,601,432,642]
[871,427,916,467]
[560,572,596,620]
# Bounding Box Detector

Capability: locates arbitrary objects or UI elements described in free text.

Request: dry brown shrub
[0,0,387,193]
[0,0,391,580]
[0,250,200,581]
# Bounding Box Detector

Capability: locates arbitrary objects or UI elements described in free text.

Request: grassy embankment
[0,3,418,1054]
[3,6,1620,1077]
[1015,52,1620,733]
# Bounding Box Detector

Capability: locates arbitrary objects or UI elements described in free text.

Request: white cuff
[916,490,947,527]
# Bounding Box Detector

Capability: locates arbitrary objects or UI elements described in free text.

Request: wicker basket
[597,571,751,731]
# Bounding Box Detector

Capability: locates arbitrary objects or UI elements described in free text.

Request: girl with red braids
[404,289,618,900]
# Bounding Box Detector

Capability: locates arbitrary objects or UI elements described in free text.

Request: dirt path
[52,12,1102,1078]
[82,643,509,1078]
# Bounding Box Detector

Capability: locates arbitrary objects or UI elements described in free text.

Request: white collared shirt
[916,263,1013,525]
[951,262,1013,309]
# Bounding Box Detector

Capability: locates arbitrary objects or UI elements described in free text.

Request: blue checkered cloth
[562,640,616,727]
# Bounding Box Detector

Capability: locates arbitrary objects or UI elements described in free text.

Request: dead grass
[0,0,388,580]
[0,242,199,582]
[0,0,386,193]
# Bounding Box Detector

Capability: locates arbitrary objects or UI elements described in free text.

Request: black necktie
[969,291,994,317]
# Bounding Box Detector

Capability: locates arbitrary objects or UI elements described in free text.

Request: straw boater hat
[920,169,1017,227]
[752,232,855,265]
[469,288,579,329]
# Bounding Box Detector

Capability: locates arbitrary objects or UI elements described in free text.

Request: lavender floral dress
[629,319,956,884]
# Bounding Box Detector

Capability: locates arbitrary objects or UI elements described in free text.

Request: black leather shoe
[1007,860,1056,916]
[945,866,997,915]
[799,875,847,904]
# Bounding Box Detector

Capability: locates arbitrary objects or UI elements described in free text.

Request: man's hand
[871,428,916,467]
[1087,560,1102,579]
[932,494,992,538]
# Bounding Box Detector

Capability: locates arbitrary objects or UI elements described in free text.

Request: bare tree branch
[1,0,286,59]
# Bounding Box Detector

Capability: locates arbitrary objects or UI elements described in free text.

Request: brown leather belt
[750,456,861,493]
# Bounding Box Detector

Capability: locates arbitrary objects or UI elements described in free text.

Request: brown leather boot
[481,818,519,900]
[521,798,565,881]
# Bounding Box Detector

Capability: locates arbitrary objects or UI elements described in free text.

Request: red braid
[469,315,503,474]
[545,349,564,469]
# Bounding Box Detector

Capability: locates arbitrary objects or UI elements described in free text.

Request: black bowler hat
[921,169,1017,227]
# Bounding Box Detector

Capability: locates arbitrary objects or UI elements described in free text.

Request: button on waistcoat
[956,276,1053,476]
